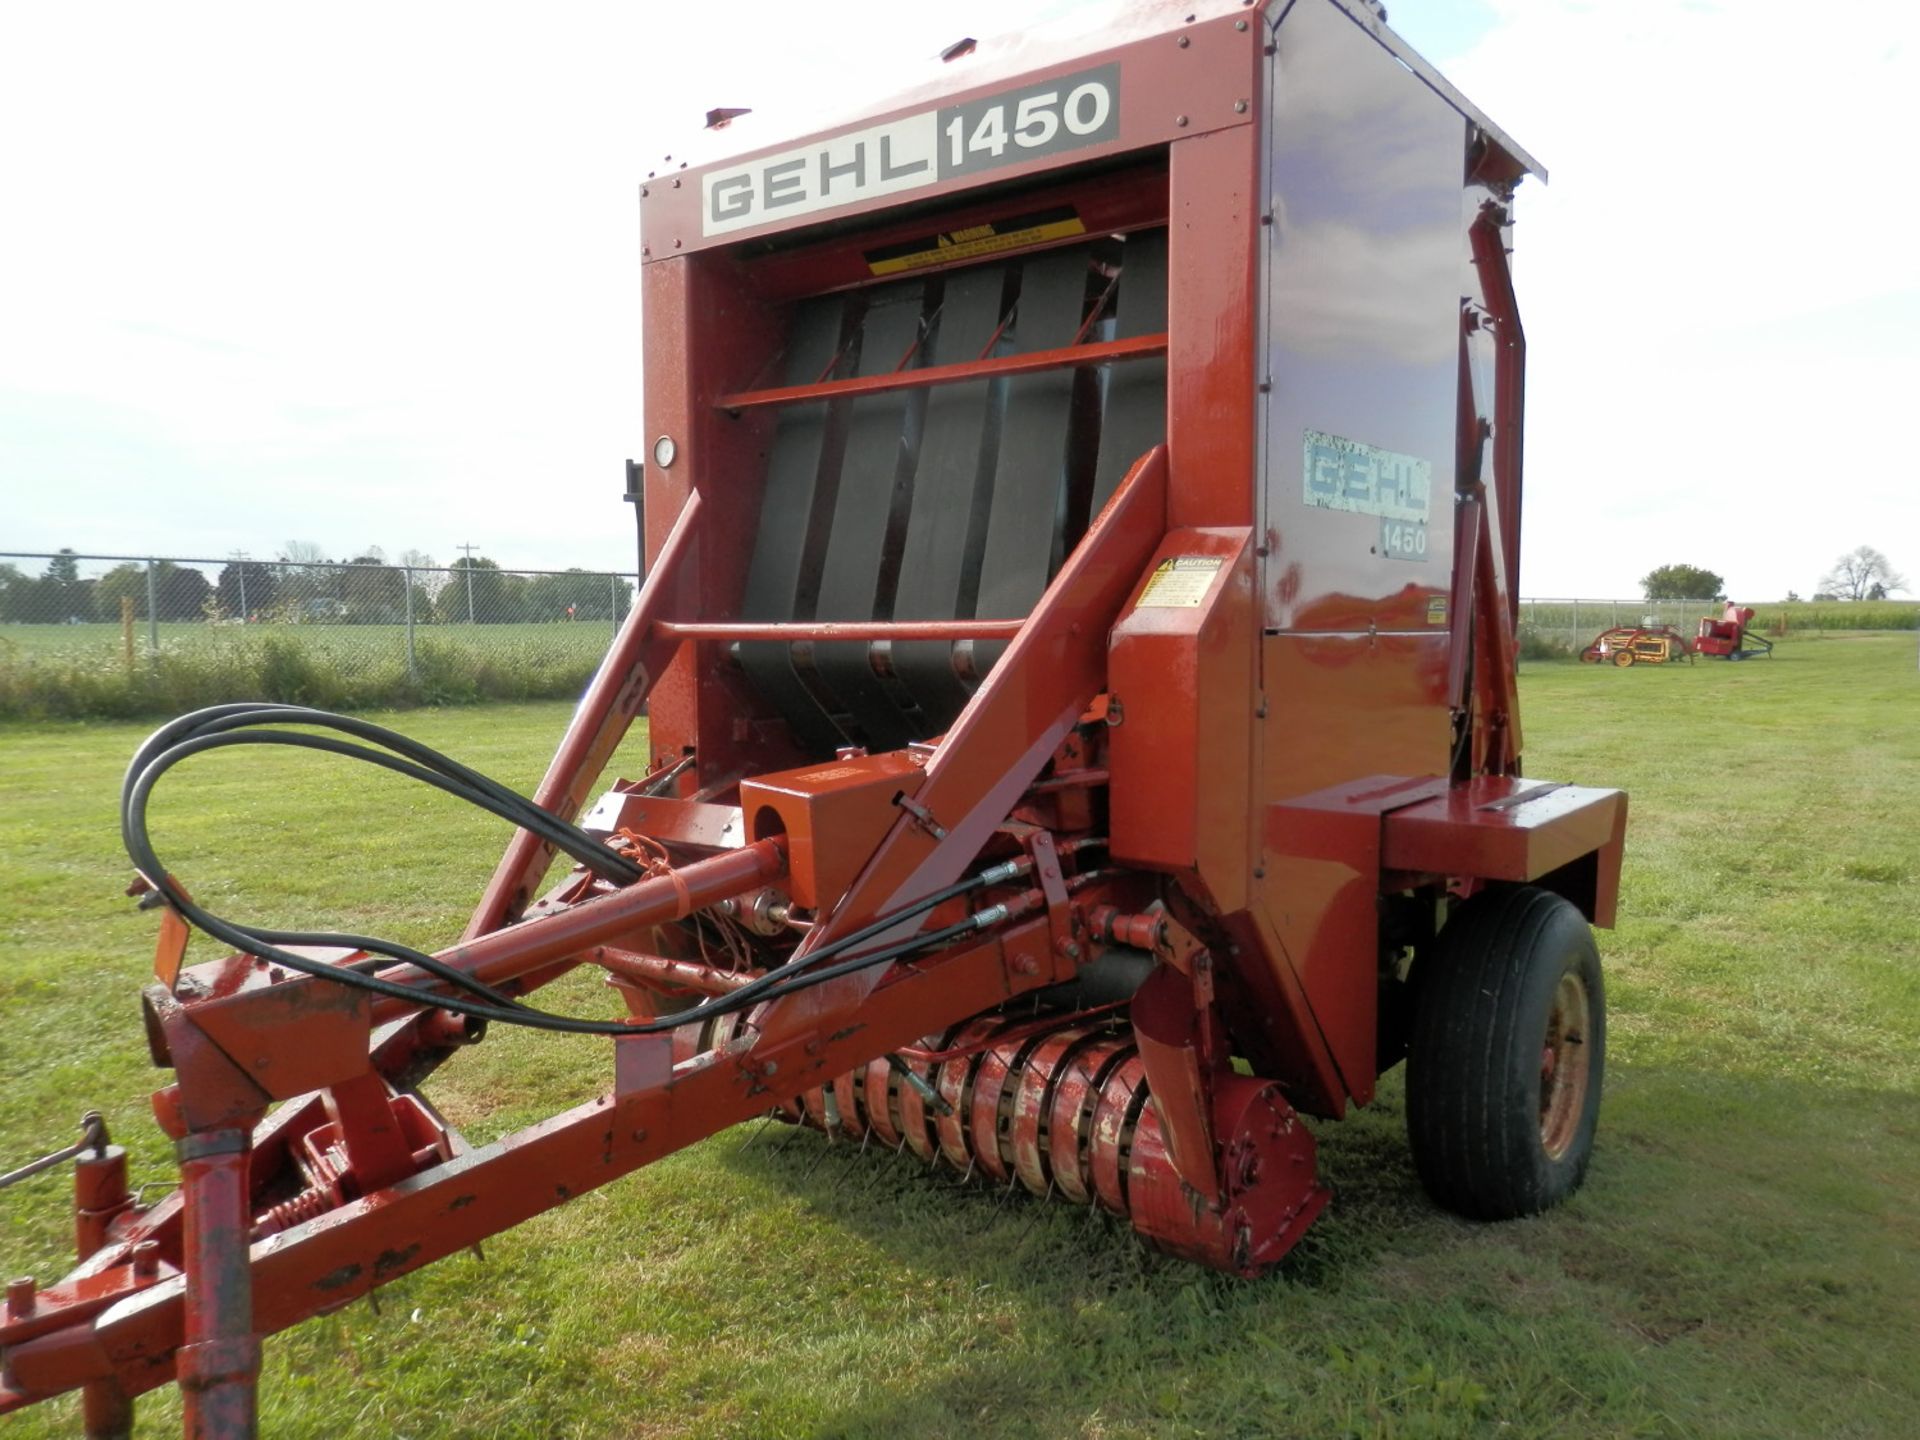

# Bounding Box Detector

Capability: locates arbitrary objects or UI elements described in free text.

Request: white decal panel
[702,65,1120,237]
[1302,429,1434,563]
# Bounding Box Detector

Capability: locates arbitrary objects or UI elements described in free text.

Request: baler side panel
[1165,82,1262,531]
[1230,0,1473,1112]
[1258,0,1464,640]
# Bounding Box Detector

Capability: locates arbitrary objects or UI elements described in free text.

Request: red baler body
[1,5,1626,1434]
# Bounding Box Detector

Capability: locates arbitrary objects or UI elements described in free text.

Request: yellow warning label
[1137,555,1224,609]
[794,765,863,783]
[866,213,1087,276]
[1426,595,1449,627]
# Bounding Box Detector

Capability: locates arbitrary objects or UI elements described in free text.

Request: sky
[1,0,1914,599]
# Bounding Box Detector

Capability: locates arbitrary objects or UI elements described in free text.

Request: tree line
[1639,546,1908,603]
[0,547,633,625]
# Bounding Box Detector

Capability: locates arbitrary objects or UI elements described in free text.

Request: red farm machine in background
[1,4,1627,1435]
[1694,602,1774,660]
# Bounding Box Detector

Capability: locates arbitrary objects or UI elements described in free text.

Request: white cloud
[1436,0,1920,596]
[1,0,1914,599]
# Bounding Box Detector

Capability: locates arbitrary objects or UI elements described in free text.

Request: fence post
[404,566,417,680]
[237,565,247,622]
[609,574,619,645]
[1571,599,1579,651]
[145,559,159,664]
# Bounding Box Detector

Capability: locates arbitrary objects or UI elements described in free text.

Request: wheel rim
[1613,650,1634,667]
[1539,970,1592,1160]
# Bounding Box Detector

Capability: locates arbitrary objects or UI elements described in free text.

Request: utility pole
[145,559,159,661]
[230,549,249,621]
[457,542,478,624]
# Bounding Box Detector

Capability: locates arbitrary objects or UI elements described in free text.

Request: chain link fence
[3,552,1907,718]
[0,551,636,718]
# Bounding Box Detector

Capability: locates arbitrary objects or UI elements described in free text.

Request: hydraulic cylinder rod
[368,837,787,1022]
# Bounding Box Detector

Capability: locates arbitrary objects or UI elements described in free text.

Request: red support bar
[176,1130,258,1440]
[1469,204,1527,633]
[653,619,1024,643]
[74,1144,135,1439]
[369,837,787,1022]
[3,919,1058,1410]
[463,490,704,941]
[716,332,1168,413]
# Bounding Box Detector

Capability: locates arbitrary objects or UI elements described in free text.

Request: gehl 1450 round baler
[1,3,1627,1434]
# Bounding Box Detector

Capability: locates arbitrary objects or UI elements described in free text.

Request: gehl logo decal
[702,64,1119,237]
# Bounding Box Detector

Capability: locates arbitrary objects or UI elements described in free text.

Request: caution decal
[1136,555,1224,609]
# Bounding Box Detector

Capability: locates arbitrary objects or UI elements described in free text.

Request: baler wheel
[1405,885,1606,1220]
[1611,650,1634,668]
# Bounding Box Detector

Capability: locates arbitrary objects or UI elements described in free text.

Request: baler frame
[1,5,1627,1435]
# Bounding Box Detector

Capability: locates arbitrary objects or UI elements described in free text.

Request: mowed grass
[2,635,1917,1438]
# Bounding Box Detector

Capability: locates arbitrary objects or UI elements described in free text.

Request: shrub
[0,625,601,720]
[1518,628,1578,662]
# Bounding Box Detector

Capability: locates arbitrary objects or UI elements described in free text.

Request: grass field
[2,634,1916,1438]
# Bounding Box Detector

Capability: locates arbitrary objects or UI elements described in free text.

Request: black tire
[1406,885,1605,1220]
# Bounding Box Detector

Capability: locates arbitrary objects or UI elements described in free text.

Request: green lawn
[2,636,1916,1438]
